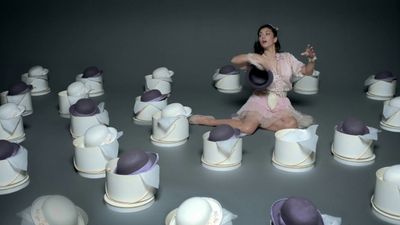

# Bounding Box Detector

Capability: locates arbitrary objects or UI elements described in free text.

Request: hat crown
[375,71,395,80]
[141,89,163,102]
[153,67,170,78]
[208,124,236,142]
[82,66,101,78]
[116,150,149,175]
[247,67,274,90]
[84,125,110,147]
[383,165,400,185]
[280,197,322,225]
[67,82,86,96]
[72,99,98,115]
[0,140,18,160]
[8,82,30,95]
[176,197,212,225]
[219,65,238,75]
[0,103,21,119]
[28,65,46,76]
[162,103,185,117]
[41,195,79,225]
[339,117,369,135]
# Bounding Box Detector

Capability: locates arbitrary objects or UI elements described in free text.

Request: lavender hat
[140,89,168,102]
[7,82,33,96]
[69,98,100,117]
[219,65,239,75]
[247,67,274,91]
[116,150,159,175]
[208,124,240,142]
[82,66,103,78]
[375,71,396,82]
[0,140,19,160]
[337,117,369,135]
[271,197,324,225]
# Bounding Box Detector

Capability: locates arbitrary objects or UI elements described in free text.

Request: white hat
[0,103,25,119]
[170,197,223,225]
[67,81,89,97]
[30,195,88,225]
[153,67,174,81]
[84,124,117,147]
[383,165,400,186]
[161,103,191,118]
[28,65,48,77]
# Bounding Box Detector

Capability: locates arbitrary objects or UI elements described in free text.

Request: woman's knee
[283,117,298,128]
[240,123,258,134]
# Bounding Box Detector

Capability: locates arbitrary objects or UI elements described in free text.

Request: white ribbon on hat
[26,77,48,90]
[321,214,342,225]
[221,208,238,225]
[216,136,240,157]
[364,75,378,86]
[297,125,319,154]
[0,116,23,134]
[139,164,160,189]
[17,206,35,225]
[134,101,164,115]
[99,131,123,159]
[7,146,28,171]
[7,93,27,106]
[359,127,380,142]
[67,94,88,106]
[158,116,180,132]
[95,103,110,125]
[383,101,400,119]
[80,77,102,93]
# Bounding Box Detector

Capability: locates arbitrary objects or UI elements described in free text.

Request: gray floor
[1,0,400,224]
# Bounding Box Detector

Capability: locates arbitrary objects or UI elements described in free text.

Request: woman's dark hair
[253,24,281,54]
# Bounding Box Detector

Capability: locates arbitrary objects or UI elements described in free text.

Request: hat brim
[31,196,87,225]
[247,67,274,90]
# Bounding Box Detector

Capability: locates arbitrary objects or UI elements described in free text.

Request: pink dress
[235,52,313,128]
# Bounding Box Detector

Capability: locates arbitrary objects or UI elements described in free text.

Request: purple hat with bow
[82,66,103,78]
[247,67,274,91]
[208,124,240,142]
[7,82,33,96]
[219,65,239,75]
[0,140,19,160]
[116,150,159,175]
[69,98,100,117]
[375,71,396,82]
[336,117,369,135]
[140,89,168,102]
[271,197,324,225]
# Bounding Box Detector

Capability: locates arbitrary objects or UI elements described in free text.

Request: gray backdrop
[0,0,399,224]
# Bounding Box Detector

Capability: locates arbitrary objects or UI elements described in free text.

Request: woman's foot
[189,115,215,125]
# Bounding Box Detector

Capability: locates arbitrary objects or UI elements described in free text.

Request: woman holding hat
[190,24,317,134]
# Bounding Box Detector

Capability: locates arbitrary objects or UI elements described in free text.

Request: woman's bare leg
[266,116,298,132]
[189,115,260,135]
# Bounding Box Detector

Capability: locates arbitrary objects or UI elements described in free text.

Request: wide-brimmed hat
[28,65,48,77]
[161,103,192,118]
[0,140,19,160]
[67,81,89,97]
[247,67,274,90]
[69,98,100,117]
[7,82,33,96]
[83,124,117,147]
[271,197,324,225]
[140,89,168,102]
[219,65,239,75]
[82,66,103,78]
[336,117,369,135]
[116,150,159,175]
[0,103,25,119]
[208,124,240,142]
[31,195,88,225]
[169,197,223,225]
[375,71,396,82]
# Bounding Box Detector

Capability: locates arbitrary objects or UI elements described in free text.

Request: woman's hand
[301,44,317,62]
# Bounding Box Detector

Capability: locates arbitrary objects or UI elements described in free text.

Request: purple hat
[0,140,19,160]
[116,150,159,175]
[219,65,239,75]
[208,124,240,142]
[7,82,33,96]
[82,66,102,78]
[247,67,274,91]
[271,197,324,225]
[375,71,396,82]
[69,98,99,117]
[140,89,168,102]
[337,117,369,135]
